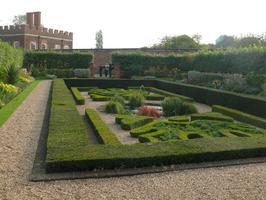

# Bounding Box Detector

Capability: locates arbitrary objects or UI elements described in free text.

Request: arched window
[54,44,61,49]
[41,43,48,50]
[13,41,20,48]
[30,41,37,50]
[63,45,69,49]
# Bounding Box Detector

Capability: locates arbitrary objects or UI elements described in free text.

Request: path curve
[0,80,266,200]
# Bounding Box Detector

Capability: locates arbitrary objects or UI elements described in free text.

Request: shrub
[116,114,153,130]
[181,101,198,114]
[128,93,144,109]
[111,95,125,106]
[190,112,234,122]
[246,72,265,88]
[70,87,85,105]
[105,101,125,114]
[85,108,122,145]
[47,69,74,78]
[137,106,161,118]
[5,64,20,84]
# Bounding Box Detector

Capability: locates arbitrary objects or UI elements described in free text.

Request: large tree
[153,35,200,49]
[95,30,103,49]
[12,15,26,25]
[215,35,235,48]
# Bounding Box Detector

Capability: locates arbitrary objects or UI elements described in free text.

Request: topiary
[128,92,144,109]
[181,101,198,115]
[104,101,125,114]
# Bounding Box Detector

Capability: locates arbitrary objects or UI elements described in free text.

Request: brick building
[0,12,73,50]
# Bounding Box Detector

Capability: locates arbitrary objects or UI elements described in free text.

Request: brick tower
[0,12,73,50]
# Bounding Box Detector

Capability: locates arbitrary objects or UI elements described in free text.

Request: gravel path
[0,80,266,199]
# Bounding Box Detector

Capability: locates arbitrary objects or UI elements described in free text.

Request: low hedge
[85,108,122,145]
[145,93,165,101]
[190,112,234,122]
[46,80,88,153]
[46,137,266,172]
[70,87,85,105]
[90,94,111,101]
[212,105,266,129]
[115,115,153,130]
[168,116,190,122]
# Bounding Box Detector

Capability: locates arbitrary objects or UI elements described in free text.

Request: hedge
[212,105,266,129]
[46,137,266,172]
[70,87,85,105]
[112,47,266,77]
[47,69,74,78]
[46,80,88,152]
[115,115,153,130]
[23,51,93,70]
[190,112,234,122]
[85,108,122,145]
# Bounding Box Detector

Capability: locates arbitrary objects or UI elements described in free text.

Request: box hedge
[70,87,85,105]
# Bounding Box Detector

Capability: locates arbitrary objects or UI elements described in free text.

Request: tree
[95,30,103,49]
[215,35,235,48]
[12,15,26,25]
[153,35,200,49]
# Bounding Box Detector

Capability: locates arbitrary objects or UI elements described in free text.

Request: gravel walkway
[0,80,266,199]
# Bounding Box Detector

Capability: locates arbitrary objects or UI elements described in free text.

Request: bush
[246,72,265,88]
[190,112,234,122]
[128,93,144,109]
[70,87,85,105]
[85,108,122,145]
[115,114,153,130]
[212,105,266,129]
[181,101,198,115]
[105,101,125,114]
[111,95,125,106]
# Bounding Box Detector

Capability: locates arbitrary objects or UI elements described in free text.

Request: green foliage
[47,80,88,152]
[70,87,85,105]
[153,35,200,49]
[130,119,265,143]
[212,105,266,129]
[115,114,153,130]
[5,64,20,84]
[168,116,190,122]
[128,92,144,109]
[162,97,197,117]
[110,95,125,106]
[0,41,23,83]
[190,112,234,122]
[112,47,266,77]
[85,108,121,145]
[246,72,265,88]
[23,51,93,77]
[0,81,39,127]
[104,101,125,114]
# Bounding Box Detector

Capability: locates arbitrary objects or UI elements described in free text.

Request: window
[13,41,20,48]
[63,45,69,49]
[54,44,61,49]
[41,43,48,50]
[30,42,37,50]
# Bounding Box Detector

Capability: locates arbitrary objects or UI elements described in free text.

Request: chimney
[33,12,41,27]
[26,12,34,25]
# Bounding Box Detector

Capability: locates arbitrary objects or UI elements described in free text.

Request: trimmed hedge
[190,112,234,122]
[23,51,93,70]
[168,116,190,122]
[46,80,88,152]
[212,105,266,129]
[112,48,266,76]
[46,137,266,172]
[91,94,111,101]
[70,87,85,105]
[47,69,74,78]
[115,115,153,130]
[85,108,122,145]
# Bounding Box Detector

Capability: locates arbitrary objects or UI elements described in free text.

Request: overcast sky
[1,0,265,48]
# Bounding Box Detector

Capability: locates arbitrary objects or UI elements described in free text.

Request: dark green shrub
[5,64,20,84]
[128,93,144,109]
[105,101,125,114]
[181,102,198,114]
[246,72,265,88]
[47,69,74,78]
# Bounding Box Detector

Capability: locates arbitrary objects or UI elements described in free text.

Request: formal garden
[1,39,266,179]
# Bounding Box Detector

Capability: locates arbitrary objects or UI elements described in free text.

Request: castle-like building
[0,12,73,50]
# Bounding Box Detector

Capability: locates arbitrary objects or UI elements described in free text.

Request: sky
[1,0,266,48]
